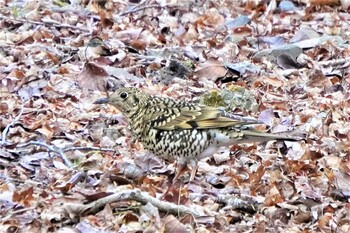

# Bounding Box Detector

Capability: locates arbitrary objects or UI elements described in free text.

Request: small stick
[17,141,73,167]
[0,15,90,33]
[1,104,25,145]
[79,189,206,217]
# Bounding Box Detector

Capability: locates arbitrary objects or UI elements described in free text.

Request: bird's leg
[161,162,186,199]
[172,160,199,183]
[189,159,198,182]
[173,162,188,182]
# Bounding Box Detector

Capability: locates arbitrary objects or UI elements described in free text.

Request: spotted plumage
[95,87,302,181]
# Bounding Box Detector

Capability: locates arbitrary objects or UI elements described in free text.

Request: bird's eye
[120,92,128,99]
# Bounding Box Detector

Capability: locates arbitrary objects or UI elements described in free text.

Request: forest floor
[1,0,350,232]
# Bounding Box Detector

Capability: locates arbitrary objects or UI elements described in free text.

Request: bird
[85,37,112,58]
[94,87,303,182]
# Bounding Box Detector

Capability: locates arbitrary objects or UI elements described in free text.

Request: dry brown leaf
[310,0,340,5]
[163,215,188,233]
[194,61,227,80]
[78,62,108,91]
[35,124,54,139]
[195,8,225,28]
[12,186,34,207]
[264,184,284,206]
[180,24,198,42]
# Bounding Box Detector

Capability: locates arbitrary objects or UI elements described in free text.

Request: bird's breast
[140,128,213,161]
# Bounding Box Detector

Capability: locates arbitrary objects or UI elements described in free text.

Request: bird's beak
[94,98,109,104]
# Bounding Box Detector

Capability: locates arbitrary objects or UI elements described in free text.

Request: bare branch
[119,4,185,17]
[79,189,208,217]
[119,0,148,16]
[1,104,25,146]
[16,142,119,167]
[17,141,73,167]
[318,57,350,67]
[0,15,91,33]
[62,146,117,153]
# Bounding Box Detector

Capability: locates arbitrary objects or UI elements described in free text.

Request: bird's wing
[147,104,259,130]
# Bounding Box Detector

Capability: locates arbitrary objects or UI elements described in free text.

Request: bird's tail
[240,129,305,143]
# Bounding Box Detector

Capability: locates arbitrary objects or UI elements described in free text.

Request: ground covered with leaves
[1,0,350,232]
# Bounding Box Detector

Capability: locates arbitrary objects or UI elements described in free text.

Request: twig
[318,57,350,67]
[1,104,25,145]
[0,14,90,33]
[279,69,300,77]
[0,207,36,222]
[49,6,100,21]
[119,4,184,16]
[79,189,207,217]
[16,142,119,167]
[119,0,148,16]
[62,146,117,153]
[120,4,164,16]
[17,141,73,167]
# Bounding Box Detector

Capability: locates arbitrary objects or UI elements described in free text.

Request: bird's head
[94,88,150,116]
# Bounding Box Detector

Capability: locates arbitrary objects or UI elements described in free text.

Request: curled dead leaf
[195,8,225,28]
[78,62,108,91]
[194,61,227,80]
[163,215,188,233]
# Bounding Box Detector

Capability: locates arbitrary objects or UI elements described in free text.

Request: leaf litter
[1,0,350,232]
